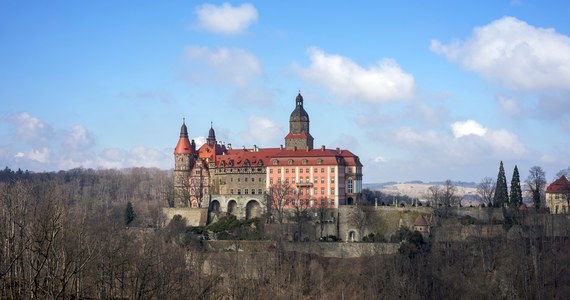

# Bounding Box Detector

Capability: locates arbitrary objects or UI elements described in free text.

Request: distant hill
[363,181,478,199]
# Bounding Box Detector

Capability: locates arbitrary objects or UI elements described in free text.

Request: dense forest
[1,167,569,299]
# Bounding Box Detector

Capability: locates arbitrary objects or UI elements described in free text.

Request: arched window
[347,178,353,194]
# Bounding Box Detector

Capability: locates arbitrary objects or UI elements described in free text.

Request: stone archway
[245,200,262,220]
[347,197,354,205]
[348,230,357,242]
[227,200,238,217]
[209,200,221,223]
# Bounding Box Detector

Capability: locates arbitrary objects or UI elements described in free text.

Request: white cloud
[496,95,522,117]
[194,2,258,35]
[184,46,263,86]
[374,156,386,163]
[9,112,53,145]
[14,147,50,164]
[298,47,416,103]
[451,120,487,138]
[431,16,570,91]
[392,121,529,163]
[64,125,93,150]
[242,116,283,146]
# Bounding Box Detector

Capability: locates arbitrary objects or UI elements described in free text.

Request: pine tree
[510,165,523,207]
[124,201,135,226]
[493,161,509,207]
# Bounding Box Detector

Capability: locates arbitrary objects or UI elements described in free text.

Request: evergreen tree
[493,161,509,207]
[124,201,135,226]
[509,165,523,207]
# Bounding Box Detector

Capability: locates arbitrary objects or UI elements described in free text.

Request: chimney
[294,146,297,151]
[321,145,325,151]
[228,143,232,149]
[336,147,340,153]
[254,144,258,152]
[280,145,283,150]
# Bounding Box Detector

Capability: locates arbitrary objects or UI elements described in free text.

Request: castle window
[252,178,254,182]
[314,168,318,173]
[331,200,335,206]
[245,189,248,194]
[331,167,335,173]
[273,159,278,165]
[331,188,335,195]
[270,169,273,174]
[252,189,255,194]
[292,178,296,183]
[321,200,325,206]
[270,179,273,184]
[302,159,308,165]
[347,178,353,194]
[258,189,262,194]
[278,169,281,174]
[314,178,318,184]
[278,178,282,184]
[321,188,325,195]
[292,168,296,173]
[299,189,303,195]
[317,159,323,164]
[238,189,241,195]
[230,189,234,194]
[288,159,293,165]
[314,188,318,195]
[306,168,309,173]
[238,178,241,182]
[285,178,289,184]
[286,169,289,174]
[321,168,325,173]
[298,178,302,183]
[306,177,309,183]
[245,178,248,182]
[321,178,325,184]
[331,178,335,183]
[299,168,303,173]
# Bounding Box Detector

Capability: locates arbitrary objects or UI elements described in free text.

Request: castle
[172,92,363,222]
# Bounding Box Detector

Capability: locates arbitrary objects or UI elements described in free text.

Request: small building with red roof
[545,175,570,214]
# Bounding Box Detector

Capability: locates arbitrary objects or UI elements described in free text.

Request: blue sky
[1,1,569,183]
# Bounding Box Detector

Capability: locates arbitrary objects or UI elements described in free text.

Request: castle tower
[173,119,195,207]
[207,122,216,147]
[285,92,314,150]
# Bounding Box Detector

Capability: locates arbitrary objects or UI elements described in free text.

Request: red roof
[174,137,193,154]
[211,147,361,168]
[414,215,429,227]
[284,132,313,139]
[546,175,570,193]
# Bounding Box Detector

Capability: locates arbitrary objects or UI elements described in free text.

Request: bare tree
[526,166,546,210]
[477,177,495,207]
[267,182,294,225]
[441,180,458,207]
[427,185,442,207]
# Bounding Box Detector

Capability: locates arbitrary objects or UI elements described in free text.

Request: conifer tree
[493,161,509,207]
[124,201,135,226]
[509,165,523,207]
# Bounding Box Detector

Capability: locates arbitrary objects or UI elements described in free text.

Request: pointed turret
[207,122,216,147]
[174,119,194,154]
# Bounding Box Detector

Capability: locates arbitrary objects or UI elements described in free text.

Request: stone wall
[162,207,208,227]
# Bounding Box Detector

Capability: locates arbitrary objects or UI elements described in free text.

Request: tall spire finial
[211,121,213,128]
[183,117,185,124]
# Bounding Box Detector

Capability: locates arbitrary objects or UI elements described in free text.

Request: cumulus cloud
[297,47,416,103]
[184,46,263,86]
[2,112,172,171]
[64,125,94,151]
[451,120,487,138]
[14,147,50,164]
[393,120,529,163]
[242,116,283,146]
[9,112,53,145]
[194,2,258,35]
[431,16,570,91]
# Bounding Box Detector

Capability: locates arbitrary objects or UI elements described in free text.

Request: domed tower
[285,92,314,150]
[173,119,196,207]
